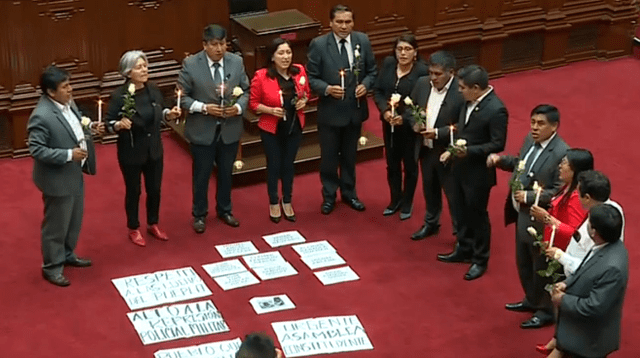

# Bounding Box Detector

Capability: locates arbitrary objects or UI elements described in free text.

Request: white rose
[354,49,360,58]
[527,227,537,237]
[404,97,413,106]
[128,83,136,95]
[232,86,243,97]
[299,76,306,86]
[81,116,91,128]
[532,181,540,191]
[359,136,368,146]
[517,160,526,171]
[233,160,244,170]
[456,139,467,147]
[390,93,401,105]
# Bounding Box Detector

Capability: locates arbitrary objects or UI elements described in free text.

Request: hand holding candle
[531,181,542,221]
[549,225,557,248]
[389,93,401,133]
[449,125,454,146]
[97,99,102,124]
[339,69,345,100]
[175,89,182,124]
[279,90,286,121]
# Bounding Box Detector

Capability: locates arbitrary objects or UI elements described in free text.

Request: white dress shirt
[333,33,353,67]
[423,76,454,148]
[464,85,493,124]
[51,98,86,164]
[189,55,242,115]
[512,132,557,210]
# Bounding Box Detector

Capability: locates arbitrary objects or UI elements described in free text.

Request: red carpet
[1,58,638,357]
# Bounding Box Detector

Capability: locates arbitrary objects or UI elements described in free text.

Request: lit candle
[176,90,182,124]
[279,90,286,121]
[220,83,225,106]
[549,225,557,247]
[98,99,102,124]
[449,125,454,146]
[339,69,345,100]
[533,182,542,207]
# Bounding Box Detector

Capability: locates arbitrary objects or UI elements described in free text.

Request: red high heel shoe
[535,344,552,355]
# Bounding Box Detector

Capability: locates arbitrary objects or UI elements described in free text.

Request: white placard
[314,266,359,286]
[301,252,346,270]
[252,262,298,281]
[154,338,242,358]
[112,267,212,310]
[272,315,374,357]
[262,230,306,248]
[213,271,260,291]
[202,259,247,278]
[292,240,336,257]
[243,251,287,269]
[249,294,296,314]
[127,300,229,345]
[215,241,259,258]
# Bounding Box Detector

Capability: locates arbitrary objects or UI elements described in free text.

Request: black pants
[382,123,418,211]
[453,171,492,266]
[419,145,457,228]
[318,122,361,202]
[260,120,302,205]
[119,157,163,230]
[191,134,238,218]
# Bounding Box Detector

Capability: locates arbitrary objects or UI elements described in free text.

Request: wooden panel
[501,32,544,70]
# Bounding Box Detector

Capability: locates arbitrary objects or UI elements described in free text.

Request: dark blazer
[453,90,508,188]
[373,56,428,129]
[556,240,628,357]
[498,133,569,225]
[307,31,377,127]
[105,82,165,165]
[405,75,465,151]
[28,96,96,196]
[178,50,250,145]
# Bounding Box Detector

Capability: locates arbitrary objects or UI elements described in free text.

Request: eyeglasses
[395,46,415,53]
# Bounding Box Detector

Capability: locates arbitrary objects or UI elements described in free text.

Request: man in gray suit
[307,4,377,214]
[178,24,250,233]
[488,104,569,327]
[553,204,628,358]
[28,65,104,287]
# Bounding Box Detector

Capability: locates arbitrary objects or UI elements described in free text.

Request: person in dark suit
[487,104,569,328]
[27,65,104,286]
[105,51,182,246]
[249,38,310,223]
[406,51,465,239]
[372,34,427,220]
[236,332,283,358]
[307,4,377,215]
[552,204,628,358]
[178,24,250,233]
[437,65,508,281]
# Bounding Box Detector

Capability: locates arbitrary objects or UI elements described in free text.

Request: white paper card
[215,241,259,258]
[243,251,287,269]
[112,267,212,310]
[314,266,359,286]
[252,262,298,281]
[272,315,374,357]
[202,259,247,278]
[301,251,346,270]
[292,240,336,257]
[262,230,306,248]
[127,300,229,345]
[154,338,242,358]
[213,271,260,291]
[249,294,296,314]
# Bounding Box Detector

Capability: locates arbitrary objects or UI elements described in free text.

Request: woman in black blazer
[373,34,428,220]
[105,50,181,247]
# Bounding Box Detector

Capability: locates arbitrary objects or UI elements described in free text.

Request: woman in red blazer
[249,38,310,223]
[530,149,594,250]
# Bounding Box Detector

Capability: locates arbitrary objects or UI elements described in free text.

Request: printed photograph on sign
[249,294,296,314]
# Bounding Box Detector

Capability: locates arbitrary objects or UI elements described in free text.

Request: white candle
[177,89,181,107]
[279,90,286,121]
[533,184,542,207]
[98,99,102,124]
[390,103,395,133]
[449,125,454,146]
[340,70,345,100]
[549,225,557,247]
[220,83,225,106]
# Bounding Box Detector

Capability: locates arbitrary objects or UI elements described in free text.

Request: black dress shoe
[193,217,206,233]
[269,215,281,224]
[42,272,70,287]
[464,263,487,280]
[382,201,401,216]
[219,213,240,227]
[321,201,335,215]
[520,316,552,329]
[505,301,535,312]
[343,198,366,211]
[65,257,92,267]
[411,224,439,240]
[437,250,472,263]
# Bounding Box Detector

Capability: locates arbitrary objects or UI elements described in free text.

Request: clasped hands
[327,84,367,100]
[551,281,567,307]
[203,103,239,118]
[267,97,308,118]
[383,110,403,126]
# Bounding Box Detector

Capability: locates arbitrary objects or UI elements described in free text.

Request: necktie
[212,62,222,87]
[523,142,542,177]
[339,39,350,69]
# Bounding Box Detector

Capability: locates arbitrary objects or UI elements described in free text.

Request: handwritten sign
[263,230,306,248]
[249,294,296,315]
[127,300,229,345]
[272,315,373,357]
[154,338,242,358]
[301,252,346,270]
[243,251,287,269]
[213,271,260,291]
[215,241,259,258]
[253,262,298,281]
[292,241,336,257]
[202,259,247,278]
[112,267,212,310]
[314,266,359,286]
